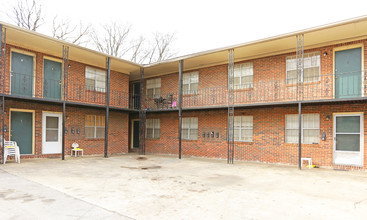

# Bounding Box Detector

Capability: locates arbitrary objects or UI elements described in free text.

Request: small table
[301,158,312,169]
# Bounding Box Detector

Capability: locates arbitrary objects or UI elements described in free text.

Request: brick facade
[4,100,129,159]
[3,27,367,171]
[4,44,130,109]
[144,103,367,170]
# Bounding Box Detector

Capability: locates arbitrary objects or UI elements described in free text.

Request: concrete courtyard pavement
[1,154,367,220]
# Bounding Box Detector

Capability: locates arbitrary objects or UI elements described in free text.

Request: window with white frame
[286,52,320,84]
[285,114,320,144]
[234,116,253,142]
[146,78,161,98]
[85,66,106,92]
[85,115,105,139]
[146,119,160,139]
[182,117,198,140]
[183,72,199,94]
[233,62,253,89]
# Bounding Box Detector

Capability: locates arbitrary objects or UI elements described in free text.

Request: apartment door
[333,114,363,166]
[132,120,140,149]
[11,111,33,154]
[11,51,34,97]
[335,47,362,98]
[42,112,62,154]
[44,59,62,100]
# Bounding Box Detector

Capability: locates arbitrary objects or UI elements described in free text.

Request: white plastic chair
[3,141,20,164]
[71,142,83,157]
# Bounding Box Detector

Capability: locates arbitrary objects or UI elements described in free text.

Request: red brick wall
[143,39,367,108]
[143,102,367,170]
[4,100,129,159]
[4,44,130,108]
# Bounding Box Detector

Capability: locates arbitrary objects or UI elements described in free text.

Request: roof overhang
[1,22,142,74]
[131,15,367,81]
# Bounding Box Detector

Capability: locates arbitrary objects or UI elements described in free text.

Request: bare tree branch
[90,22,131,57]
[11,0,43,31]
[144,32,176,64]
[52,16,90,45]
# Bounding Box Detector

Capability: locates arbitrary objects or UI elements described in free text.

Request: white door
[42,112,62,154]
[333,114,364,166]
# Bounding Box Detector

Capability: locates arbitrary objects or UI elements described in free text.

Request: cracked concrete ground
[1,155,367,219]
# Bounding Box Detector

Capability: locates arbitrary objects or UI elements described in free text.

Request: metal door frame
[333,112,364,166]
[43,57,63,99]
[333,44,364,98]
[9,48,36,97]
[9,108,35,155]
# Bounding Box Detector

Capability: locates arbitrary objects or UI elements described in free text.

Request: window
[285,114,320,144]
[146,119,160,139]
[182,117,198,140]
[146,78,161,98]
[233,62,253,89]
[85,66,106,92]
[85,115,105,139]
[286,52,320,84]
[183,72,199,94]
[234,116,253,142]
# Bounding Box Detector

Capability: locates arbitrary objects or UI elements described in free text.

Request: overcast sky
[1,0,367,56]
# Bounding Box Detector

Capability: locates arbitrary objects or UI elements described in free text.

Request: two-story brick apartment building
[2,16,367,170]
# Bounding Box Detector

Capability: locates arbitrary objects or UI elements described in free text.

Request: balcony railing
[2,71,366,111]
[182,71,366,108]
[1,71,130,109]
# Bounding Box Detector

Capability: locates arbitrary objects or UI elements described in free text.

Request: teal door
[335,47,362,98]
[44,59,62,100]
[11,111,33,154]
[11,52,34,97]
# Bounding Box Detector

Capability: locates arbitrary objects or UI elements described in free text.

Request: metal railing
[181,71,366,108]
[2,71,130,109]
[3,70,366,110]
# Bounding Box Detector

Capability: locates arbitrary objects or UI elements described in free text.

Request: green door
[44,59,62,99]
[11,111,33,154]
[11,52,34,97]
[335,47,362,98]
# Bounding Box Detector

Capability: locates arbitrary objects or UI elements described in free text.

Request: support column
[178,60,183,159]
[296,34,304,169]
[62,45,69,160]
[139,68,146,155]
[104,57,111,158]
[227,49,235,164]
[0,25,6,164]
[298,102,302,170]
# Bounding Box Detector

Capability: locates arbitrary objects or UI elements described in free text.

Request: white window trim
[85,115,105,139]
[233,62,253,89]
[85,66,106,92]
[183,71,199,95]
[286,52,321,84]
[182,117,198,140]
[146,119,160,139]
[285,114,320,144]
[234,116,253,142]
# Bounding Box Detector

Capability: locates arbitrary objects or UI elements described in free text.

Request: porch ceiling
[1,22,142,75]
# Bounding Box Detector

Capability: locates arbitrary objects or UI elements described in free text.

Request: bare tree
[145,32,176,64]
[90,22,131,57]
[52,16,90,45]
[11,0,43,31]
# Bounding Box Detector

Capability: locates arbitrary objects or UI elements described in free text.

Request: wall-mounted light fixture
[323,52,328,56]
[326,115,331,120]
[68,64,71,67]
